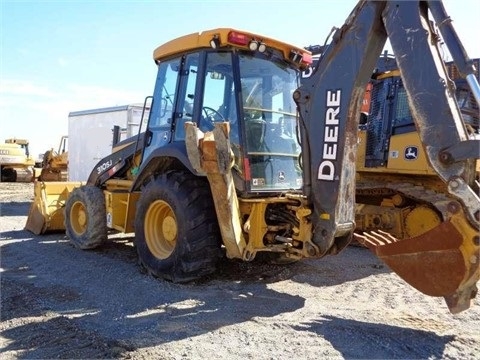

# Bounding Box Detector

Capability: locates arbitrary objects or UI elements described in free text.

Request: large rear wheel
[134,171,222,282]
[65,185,107,249]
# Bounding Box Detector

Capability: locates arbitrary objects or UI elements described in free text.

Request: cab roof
[152,28,312,69]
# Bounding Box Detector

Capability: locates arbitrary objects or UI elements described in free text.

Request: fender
[130,142,199,191]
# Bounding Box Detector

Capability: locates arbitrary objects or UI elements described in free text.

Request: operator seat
[246,118,266,152]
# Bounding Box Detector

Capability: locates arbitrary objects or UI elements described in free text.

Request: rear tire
[65,185,107,249]
[134,171,221,283]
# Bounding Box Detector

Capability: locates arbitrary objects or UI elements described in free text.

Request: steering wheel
[202,106,225,130]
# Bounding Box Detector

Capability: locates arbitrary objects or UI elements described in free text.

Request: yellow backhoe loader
[26,0,479,314]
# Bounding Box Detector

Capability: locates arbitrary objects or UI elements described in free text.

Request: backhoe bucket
[25,181,83,235]
[355,215,479,314]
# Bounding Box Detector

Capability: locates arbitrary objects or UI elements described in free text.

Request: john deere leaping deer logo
[404,146,418,160]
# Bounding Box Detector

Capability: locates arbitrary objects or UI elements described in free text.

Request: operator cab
[141,29,311,196]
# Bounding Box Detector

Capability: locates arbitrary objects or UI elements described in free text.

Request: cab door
[141,53,201,162]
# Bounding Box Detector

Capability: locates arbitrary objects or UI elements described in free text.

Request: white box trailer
[68,104,149,182]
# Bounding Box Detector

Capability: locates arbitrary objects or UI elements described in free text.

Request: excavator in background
[0,138,35,182]
[38,136,68,181]
[25,0,479,314]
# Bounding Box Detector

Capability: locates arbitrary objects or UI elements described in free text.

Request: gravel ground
[1,182,479,359]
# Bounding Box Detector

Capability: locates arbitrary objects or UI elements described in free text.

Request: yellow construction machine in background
[354,57,480,241]
[0,138,35,182]
[37,136,69,181]
[303,48,480,244]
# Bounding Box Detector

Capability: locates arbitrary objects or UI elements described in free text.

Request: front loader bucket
[356,216,479,314]
[25,181,83,235]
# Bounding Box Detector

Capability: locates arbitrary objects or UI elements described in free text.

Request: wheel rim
[145,200,177,259]
[70,200,87,236]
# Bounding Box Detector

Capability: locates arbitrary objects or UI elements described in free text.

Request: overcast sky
[1,0,479,158]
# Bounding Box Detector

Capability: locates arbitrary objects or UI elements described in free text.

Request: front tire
[65,185,107,249]
[134,171,221,282]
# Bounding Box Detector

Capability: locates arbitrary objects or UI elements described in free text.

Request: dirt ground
[1,182,479,359]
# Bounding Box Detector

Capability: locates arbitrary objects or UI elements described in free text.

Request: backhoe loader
[26,0,480,314]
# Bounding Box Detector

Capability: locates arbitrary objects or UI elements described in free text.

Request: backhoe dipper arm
[294,0,480,255]
[294,0,387,256]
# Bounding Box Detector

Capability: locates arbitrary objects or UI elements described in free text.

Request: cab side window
[151,58,181,128]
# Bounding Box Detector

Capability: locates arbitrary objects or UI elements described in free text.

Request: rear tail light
[228,31,250,46]
[290,50,313,67]
[243,158,251,181]
[302,52,313,65]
